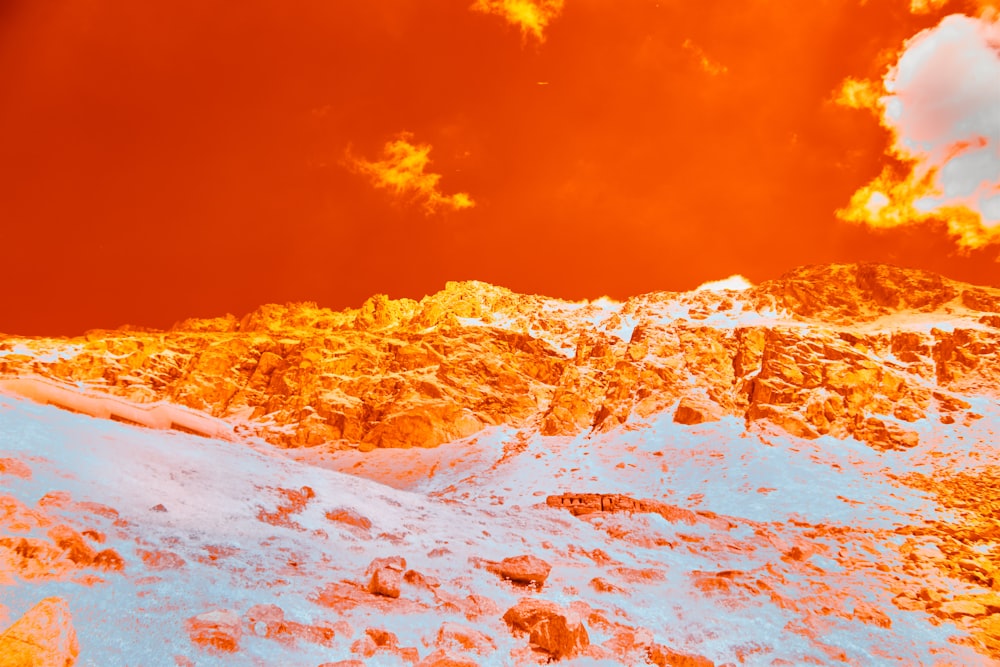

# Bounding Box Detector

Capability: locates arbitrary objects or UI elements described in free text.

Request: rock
[435,621,496,654]
[2,262,997,455]
[486,554,552,588]
[92,549,125,572]
[502,597,589,661]
[47,525,96,567]
[462,594,499,620]
[939,599,988,617]
[367,556,406,598]
[672,396,723,425]
[185,609,242,653]
[350,627,419,663]
[589,577,625,594]
[324,508,372,530]
[416,649,480,667]
[0,597,79,667]
[244,604,285,638]
[647,643,716,667]
[138,549,186,571]
[0,458,31,480]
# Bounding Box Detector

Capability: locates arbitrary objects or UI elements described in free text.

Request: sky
[1,0,998,335]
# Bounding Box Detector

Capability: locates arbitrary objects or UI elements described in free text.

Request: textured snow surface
[0,393,992,666]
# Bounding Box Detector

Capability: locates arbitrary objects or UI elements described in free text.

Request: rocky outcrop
[0,263,997,451]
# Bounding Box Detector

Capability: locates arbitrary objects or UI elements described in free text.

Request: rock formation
[0,263,996,453]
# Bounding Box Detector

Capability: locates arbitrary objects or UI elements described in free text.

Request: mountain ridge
[0,262,998,453]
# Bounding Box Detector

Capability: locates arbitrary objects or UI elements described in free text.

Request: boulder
[672,396,723,425]
[487,555,552,588]
[47,525,96,567]
[0,597,78,667]
[502,598,589,661]
[367,556,406,598]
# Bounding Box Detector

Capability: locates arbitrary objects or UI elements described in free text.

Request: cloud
[695,275,753,292]
[682,39,728,76]
[350,133,475,214]
[471,0,565,43]
[909,0,950,13]
[837,13,1000,250]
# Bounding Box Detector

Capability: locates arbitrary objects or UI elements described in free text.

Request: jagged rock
[502,597,590,661]
[0,597,78,667]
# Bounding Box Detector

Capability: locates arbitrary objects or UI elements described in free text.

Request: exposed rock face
[0,263,998,451]
[502,598,590,661]
[0,597,78,667]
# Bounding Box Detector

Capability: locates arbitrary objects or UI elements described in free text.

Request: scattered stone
[150,504,168,513]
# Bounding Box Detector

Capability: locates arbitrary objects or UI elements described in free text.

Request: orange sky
[1,0,998,335]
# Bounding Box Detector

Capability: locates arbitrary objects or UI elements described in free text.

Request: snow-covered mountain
[1,262,999,665]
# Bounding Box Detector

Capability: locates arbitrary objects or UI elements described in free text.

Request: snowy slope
[1,391,993,666]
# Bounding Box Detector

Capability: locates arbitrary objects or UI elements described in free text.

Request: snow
[0,391,989,665]
[0,342,82,363]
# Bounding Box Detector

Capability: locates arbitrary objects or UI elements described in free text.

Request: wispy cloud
[471,0,565,43]
[908,0,949,14]
[350,133,475,214]
[682,39,728,76]
[836,13,1000,251]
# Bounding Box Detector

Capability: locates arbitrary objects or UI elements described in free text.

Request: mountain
[0,262,999,665]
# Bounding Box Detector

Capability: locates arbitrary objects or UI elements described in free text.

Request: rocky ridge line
[0,262,997,452]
